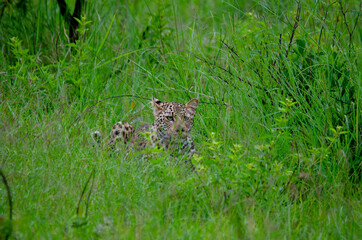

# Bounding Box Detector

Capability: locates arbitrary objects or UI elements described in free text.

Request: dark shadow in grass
[71,168,96,228]
[0,169,13,240]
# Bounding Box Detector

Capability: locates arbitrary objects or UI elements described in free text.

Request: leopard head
[151,97,198,142]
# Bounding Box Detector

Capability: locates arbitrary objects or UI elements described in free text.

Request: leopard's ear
[152,97,163,115]
[185,98,199,116]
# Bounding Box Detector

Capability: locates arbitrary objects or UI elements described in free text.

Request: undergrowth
[0,0,361,239]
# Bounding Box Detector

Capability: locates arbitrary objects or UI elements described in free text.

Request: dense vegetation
[0,0,361,239]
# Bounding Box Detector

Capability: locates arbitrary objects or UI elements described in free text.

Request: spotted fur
[149,97,198,155]
[108,121,135,146]
[95,97,199,156]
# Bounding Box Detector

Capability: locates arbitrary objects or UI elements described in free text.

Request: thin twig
[197,54,272,99]
[85,170,96,218]
[196,55,251,89]
[338,1,352,55]
[338,1,351,35]
[348,2,361,56]
[222,40,266,83]
[221,40,243,61]
[332,10,340,48]
[350,2,361,38]
[182,49,272,98]
[276,33,283,76]
[318,5,329,51]
[76,169,96,216]
[338,1,360,56]
[0,2,7,22]
[0,169,12,220]
[285,0,301,58]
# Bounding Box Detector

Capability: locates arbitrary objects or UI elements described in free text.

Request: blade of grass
[96,14,116,56]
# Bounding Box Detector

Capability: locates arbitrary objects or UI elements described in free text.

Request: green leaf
[96,14,116,56]
[326,137,335,142]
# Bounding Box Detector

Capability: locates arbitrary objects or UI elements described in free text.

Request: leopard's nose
[176,128,184,133]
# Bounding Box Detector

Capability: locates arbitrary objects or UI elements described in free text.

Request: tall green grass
[0,0,361,239]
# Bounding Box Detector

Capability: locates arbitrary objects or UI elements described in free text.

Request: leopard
[92,97,199,157]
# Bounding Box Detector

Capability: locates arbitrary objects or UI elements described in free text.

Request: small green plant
[7,37,37,81]
[63,15,94,102]
[8,37,29,64]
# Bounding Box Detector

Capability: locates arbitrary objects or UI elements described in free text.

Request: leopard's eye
[183,116,189,121]
[166,116,174,121]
